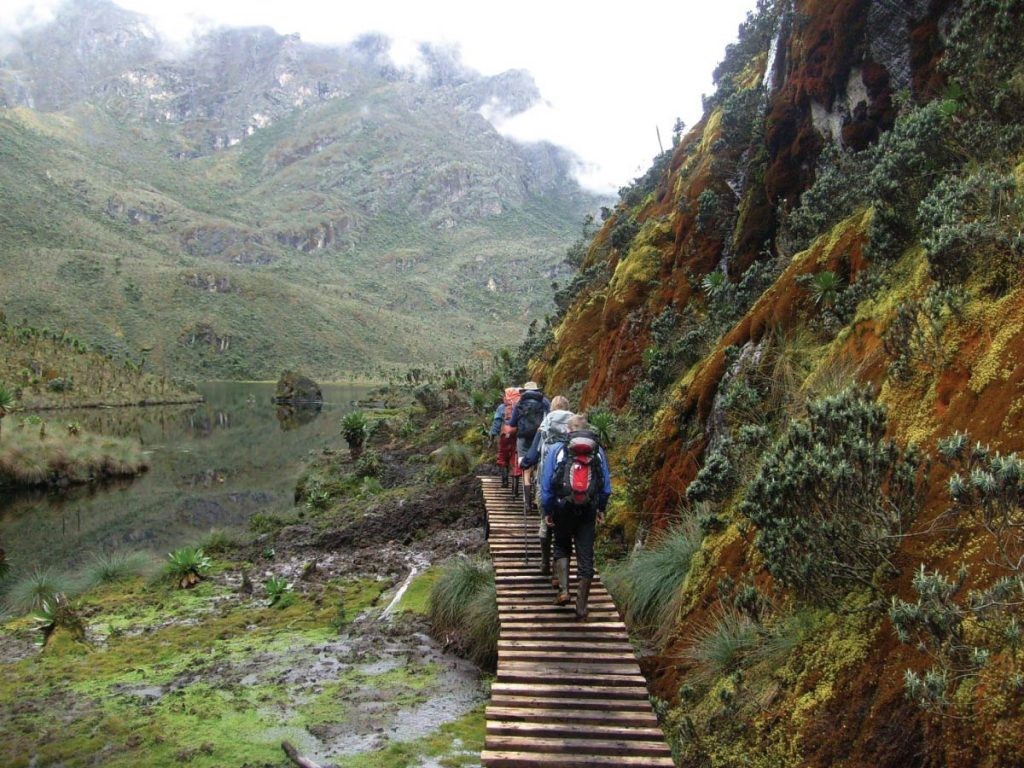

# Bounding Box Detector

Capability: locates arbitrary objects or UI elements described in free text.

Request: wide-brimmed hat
[522,381,539,390]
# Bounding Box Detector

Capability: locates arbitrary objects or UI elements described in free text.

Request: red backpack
[500,387,521,436]
[554,431,603,508]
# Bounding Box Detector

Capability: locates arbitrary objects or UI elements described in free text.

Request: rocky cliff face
[534,1,1024,765]
[0,0,598,378]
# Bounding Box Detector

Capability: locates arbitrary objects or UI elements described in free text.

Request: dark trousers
[552,507,596,580]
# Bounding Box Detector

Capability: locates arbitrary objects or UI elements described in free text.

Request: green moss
[393,567,440,615]
[0,569,464,768]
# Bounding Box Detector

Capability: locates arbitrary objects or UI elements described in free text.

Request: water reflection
[0,381,373,574]
[275,402,323,431]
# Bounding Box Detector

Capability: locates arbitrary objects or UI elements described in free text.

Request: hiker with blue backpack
[508,381,549,508]
[519,395,573,578]
[540,414,611,619]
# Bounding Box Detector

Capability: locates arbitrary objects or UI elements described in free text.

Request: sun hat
[523,381,539,390]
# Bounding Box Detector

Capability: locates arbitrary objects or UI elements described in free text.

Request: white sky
[3,0,759,193]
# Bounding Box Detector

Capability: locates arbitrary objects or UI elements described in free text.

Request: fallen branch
[282,741,323,768]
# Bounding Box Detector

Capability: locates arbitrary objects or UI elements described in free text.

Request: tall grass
[463,580,499,668]
[604,517,703,641]
[428,558,498,670]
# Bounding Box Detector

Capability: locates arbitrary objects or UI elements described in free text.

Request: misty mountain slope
[0,0,597,379]
[530,1,1024,766]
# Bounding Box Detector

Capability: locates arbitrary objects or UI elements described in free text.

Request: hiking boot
[553,558,571,605]
[575,577,592,620]
[540,537,551,575]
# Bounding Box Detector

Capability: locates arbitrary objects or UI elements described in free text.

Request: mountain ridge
[0,0,600,379]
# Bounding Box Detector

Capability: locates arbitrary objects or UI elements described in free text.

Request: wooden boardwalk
[479,476,674,768]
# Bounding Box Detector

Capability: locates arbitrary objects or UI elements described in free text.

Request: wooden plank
[497,670,648,686]
[485,706,659,727]
[488,696,653,713]
[481,751,675,767]
[482,735,672,758]
[486,721,666,740]
[490,682,650,699]
[497,640,635,652]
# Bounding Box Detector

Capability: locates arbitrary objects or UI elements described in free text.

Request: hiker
[519,395,573,578]
[540,414,611,619]
[509,381,549,506]
[493,387,522,489]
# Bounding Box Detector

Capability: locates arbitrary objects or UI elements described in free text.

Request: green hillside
[0,2,597,380]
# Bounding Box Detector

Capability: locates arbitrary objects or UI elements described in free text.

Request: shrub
[264,576,295,608]
[740,387,927,603]
[883,286,965,382]
[82,551,153,588]
[685,441,733,503]
[940,432,1024,574]
[433,441,474,481]
[201,528,238,555]
[890,564,1023,711]
[341,411,368,457]
[167,546,212,589]
[804,270,842,307]
[358,476,383,497]
[355,450,385,479]
[5,567,76,613]
[33,593,85,647]
[697,189,726,235]
[605,518,703,639]
[917,170,1023,290]
[587,407,615,448]
[610,216,639,251]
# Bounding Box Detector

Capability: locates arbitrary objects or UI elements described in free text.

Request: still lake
[0,381,374,574]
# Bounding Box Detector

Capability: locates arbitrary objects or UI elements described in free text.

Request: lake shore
[0,425,148,490]
[0,385,492,767]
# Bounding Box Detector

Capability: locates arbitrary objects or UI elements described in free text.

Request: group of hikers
[489,381,611,620]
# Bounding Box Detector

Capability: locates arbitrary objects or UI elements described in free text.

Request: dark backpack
[553,431,603,511]
[517,392,545,440]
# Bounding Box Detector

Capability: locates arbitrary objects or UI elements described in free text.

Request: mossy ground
[1,560,485,768]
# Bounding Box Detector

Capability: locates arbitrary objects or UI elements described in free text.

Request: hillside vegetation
[530,1,1024,766]
[0,0,597,380]
[0,314,198,409]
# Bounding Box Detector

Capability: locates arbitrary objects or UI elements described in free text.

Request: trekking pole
[522,467,531,566]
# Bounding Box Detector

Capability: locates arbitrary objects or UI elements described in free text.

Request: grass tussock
[432,441,476,481]
[81,550,156,589]
[605,517,703,641]
[4,567,77,613]
[428,558,498,670]
[0,422,148,488]
[682,608,760,683]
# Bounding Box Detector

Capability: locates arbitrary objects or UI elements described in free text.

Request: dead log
[281,741,323,768]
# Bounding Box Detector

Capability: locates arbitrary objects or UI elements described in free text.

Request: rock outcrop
[274,371,323,404]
